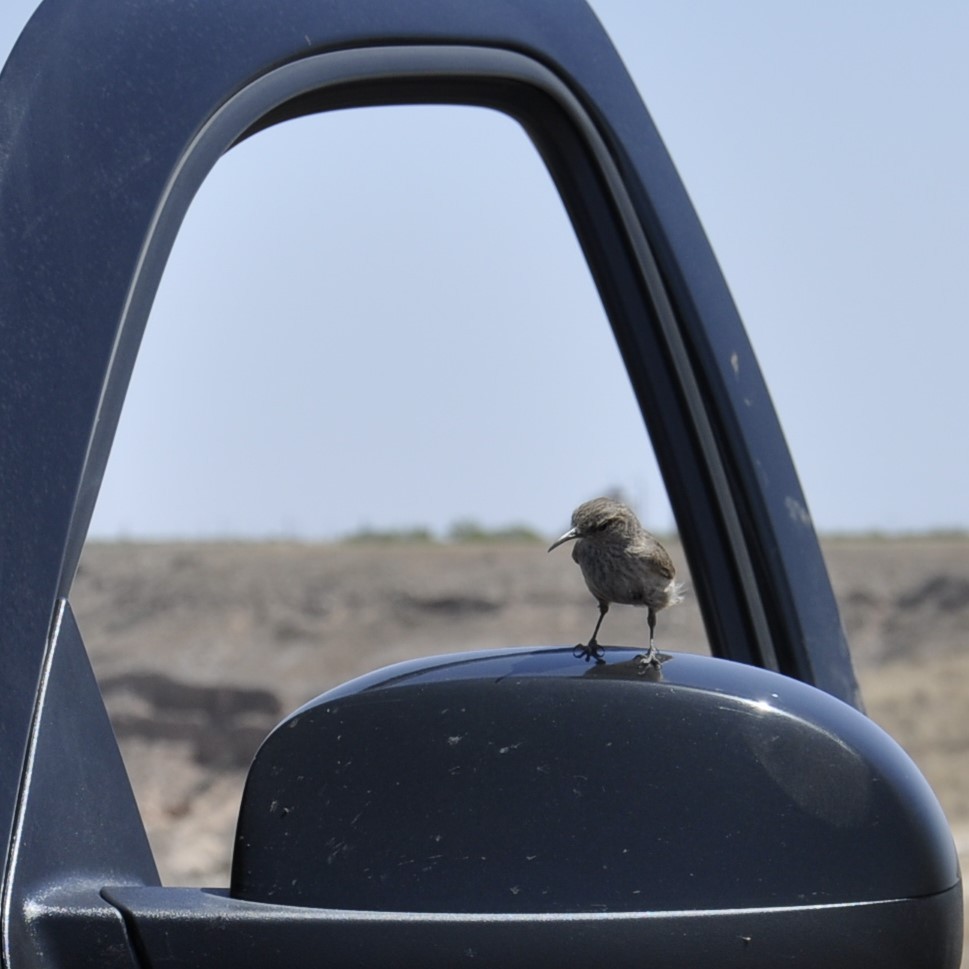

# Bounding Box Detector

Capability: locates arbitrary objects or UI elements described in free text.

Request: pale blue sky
[3,2,967,539]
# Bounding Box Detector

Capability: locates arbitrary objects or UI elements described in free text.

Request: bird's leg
[572,601,608,663]
[587,601,608,659]
[637,607,660,669]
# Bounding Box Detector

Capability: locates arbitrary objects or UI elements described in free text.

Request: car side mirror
[223,647,961,967]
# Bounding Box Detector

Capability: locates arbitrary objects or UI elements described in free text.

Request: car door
[0,2,958,967]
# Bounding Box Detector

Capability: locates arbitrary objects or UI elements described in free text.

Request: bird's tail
[667,581,686,606]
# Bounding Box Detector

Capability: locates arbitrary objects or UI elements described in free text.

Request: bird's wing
[632,538,676,579]
[654,556,675,580]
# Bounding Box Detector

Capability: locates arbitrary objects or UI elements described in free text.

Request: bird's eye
[593,520,611,532]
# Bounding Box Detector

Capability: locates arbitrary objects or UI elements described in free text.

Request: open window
[77,100,708,886]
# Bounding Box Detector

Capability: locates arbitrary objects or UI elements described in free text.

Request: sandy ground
[72,536,969,945]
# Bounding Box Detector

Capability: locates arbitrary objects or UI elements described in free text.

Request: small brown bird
[548,497,682,666]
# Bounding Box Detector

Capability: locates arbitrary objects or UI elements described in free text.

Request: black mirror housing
[229,648,961,966]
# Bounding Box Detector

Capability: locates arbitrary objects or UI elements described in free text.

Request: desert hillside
[71,536,969,940]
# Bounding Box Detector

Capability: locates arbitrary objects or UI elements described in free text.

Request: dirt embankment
[73,537,969,936]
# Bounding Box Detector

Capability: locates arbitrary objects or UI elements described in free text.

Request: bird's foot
[636,644,661,672]
[573,640,605,664]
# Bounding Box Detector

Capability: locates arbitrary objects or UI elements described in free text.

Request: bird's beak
[547,527,579,553]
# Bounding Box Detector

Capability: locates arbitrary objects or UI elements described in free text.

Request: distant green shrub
[340,519,547,544]
[446,519,543,543]
[342,526,435,544]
